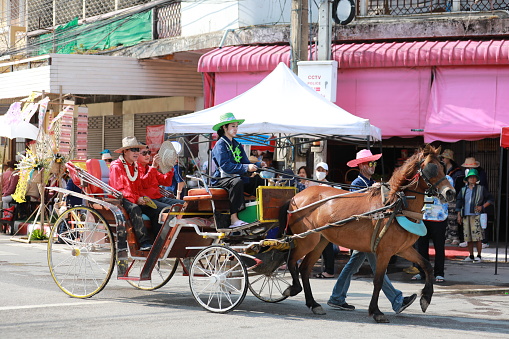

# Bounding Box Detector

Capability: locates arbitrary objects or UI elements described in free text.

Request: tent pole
[495,147,504,274]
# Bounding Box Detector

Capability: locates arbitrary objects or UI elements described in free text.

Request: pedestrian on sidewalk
[459,156,490,249]
[440,149,463,245]
[327,149,416,313]
[455,169,494,262]
[412,175,454,283]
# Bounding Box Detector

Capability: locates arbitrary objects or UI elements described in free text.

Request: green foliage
[30,228,48,241]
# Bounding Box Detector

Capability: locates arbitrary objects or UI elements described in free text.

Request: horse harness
[287,158,448,252]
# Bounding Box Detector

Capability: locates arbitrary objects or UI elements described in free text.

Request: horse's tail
[278,199,292,236]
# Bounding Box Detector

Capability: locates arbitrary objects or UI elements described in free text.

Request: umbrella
[0,116,40,140]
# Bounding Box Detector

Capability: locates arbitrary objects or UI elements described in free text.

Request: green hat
[212,112,245,132]
[464,168,479,181]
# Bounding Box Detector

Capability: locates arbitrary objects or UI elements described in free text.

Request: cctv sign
[297,60,338,102]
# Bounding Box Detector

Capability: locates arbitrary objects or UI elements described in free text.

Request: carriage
[46,158,297,313]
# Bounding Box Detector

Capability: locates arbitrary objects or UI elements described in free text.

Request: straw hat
[462,157,480,168]
[347,149,382,168]
[461,157,481,168]
[212,112,245,131]
[114,136,145,153]
[158,140,178,174]
[441,149,454,161]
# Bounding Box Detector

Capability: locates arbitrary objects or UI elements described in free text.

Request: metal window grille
[155,1,181,39]
[24,0,154,31]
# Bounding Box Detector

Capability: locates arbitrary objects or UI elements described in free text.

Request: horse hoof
[373,314,390,323]
[283,286,302,297]
[420,297,430,313]
[311,306,326,315]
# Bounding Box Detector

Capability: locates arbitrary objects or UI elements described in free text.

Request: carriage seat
[184,188,229,201]
[85,159,110,195]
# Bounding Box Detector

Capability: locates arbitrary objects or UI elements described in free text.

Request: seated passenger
[138,143,184,207]
[211,113,264,228]
[109,136,167,251]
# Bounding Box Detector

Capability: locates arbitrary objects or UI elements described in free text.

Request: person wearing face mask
[313,162,337,278]
[315,162,329,185]
[328,149,417,314]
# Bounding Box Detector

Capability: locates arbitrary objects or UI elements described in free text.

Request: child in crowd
[455,169,494,262]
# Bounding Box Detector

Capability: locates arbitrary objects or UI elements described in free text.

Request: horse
[279,145,455,323]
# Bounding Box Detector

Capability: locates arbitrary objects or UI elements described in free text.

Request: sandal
[314,272,334,279]
[411,274,423,280]
[435,276,445,283]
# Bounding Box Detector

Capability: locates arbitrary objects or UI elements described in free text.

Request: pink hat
[347,149,382,168]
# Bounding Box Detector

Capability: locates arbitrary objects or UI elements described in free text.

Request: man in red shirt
[138,143,184,207]
[109,137,166,251]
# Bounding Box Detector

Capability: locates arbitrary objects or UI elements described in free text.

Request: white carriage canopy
[165,62,382,142]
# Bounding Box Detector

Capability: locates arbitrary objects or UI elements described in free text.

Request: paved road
[1,234,509,338]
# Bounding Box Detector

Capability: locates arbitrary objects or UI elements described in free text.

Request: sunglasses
[367,161,377,167]
[127,148,140,153]
[141,150,151,156]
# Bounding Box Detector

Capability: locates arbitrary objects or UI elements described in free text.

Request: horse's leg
[369,253,392,323]
[398,246,434,312]
[298,236,330,315]
[283,249,303,297]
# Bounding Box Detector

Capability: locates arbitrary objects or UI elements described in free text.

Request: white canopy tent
[165,62,382,142]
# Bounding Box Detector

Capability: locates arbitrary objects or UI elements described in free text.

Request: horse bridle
[417,160,448,197]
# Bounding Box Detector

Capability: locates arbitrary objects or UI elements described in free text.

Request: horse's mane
[381,144,441,204]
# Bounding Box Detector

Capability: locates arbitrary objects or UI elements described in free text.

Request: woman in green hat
[455,168,494,262]
[211,113,263,228]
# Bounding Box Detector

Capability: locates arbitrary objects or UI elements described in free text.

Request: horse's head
[416,145,456,203]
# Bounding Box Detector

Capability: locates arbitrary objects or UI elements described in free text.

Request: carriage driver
[211,113,265,228]
[327,149,417,313]
[109,136,167,251]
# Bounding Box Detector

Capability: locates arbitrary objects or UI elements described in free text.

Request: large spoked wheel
[189,245,248,313]
[47,206,115,298]
[248,267,291,303]
[126,258,179,291]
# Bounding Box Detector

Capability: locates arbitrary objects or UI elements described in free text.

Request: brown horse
[279,145,455,323]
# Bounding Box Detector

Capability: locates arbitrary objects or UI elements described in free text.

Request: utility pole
[317,0,332,61]
[290,0,309,74]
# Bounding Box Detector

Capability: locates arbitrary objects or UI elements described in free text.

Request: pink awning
[424,66,509,143]
[198,40,509,72]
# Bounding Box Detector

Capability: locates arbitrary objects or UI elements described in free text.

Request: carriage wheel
[47,206,115,298]
[189,245,248,313]
[248,267,291,303]
[126,258,179,291]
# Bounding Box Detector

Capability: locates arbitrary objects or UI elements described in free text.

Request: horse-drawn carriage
[46,144,455,322]
[46,158,297,313]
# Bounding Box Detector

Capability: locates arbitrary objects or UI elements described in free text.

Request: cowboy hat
[212,112,245,131]
[158,140,178,174]
[347,149,382,168]
[441,149,454,161]
[462,157,480,168]
[114,136,145,153]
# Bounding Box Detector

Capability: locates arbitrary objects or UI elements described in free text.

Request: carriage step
[117,276,150,281]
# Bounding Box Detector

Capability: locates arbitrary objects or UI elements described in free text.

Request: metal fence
[25,0,154,31]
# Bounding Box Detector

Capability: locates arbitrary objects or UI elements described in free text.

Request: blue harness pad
[395,216,427,236]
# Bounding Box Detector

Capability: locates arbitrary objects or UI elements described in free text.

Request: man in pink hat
[347,149,382,189]
[328,149,417,314]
